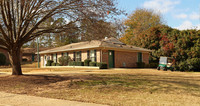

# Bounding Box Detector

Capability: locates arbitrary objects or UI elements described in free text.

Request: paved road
[0,92,107,106]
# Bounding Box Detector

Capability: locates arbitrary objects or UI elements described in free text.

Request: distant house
[0,48,10,64]
[39,37,152,68]
[22,48,51,62]
[0,48,49,64]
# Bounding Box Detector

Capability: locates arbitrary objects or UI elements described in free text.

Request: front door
[108,50,115,68]
[32,54,35,62]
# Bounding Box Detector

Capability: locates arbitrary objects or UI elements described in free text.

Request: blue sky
[117,0,200,30]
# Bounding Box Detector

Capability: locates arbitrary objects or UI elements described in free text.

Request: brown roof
[39,37,152,54]
[22,48,52,54]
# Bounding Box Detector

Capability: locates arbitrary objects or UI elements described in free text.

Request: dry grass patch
[0,69,200,105]
[0,67,97,73]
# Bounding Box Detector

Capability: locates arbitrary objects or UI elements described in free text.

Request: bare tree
[0,0,121,75]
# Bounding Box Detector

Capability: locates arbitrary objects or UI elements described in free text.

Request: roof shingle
[39,37,152,54]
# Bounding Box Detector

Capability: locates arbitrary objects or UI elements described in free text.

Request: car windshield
[159,57,167,64]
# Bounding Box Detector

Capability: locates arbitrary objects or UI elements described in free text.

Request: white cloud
[173,12,200,20]
[174,13,187,19]
[143,0,180,14]
[189,12,200,20]
[176,21,200,30]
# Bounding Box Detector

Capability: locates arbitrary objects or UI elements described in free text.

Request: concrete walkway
[0,92,107,106]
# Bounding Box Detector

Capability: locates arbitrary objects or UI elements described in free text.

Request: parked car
[157,57,174,71]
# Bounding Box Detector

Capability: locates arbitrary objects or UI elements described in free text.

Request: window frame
[53,53,57,63]
[75,51,81,62]
[90,50,96,62]
[64,52,68,57]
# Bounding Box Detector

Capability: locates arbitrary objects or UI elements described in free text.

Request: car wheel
[164,67,167,71]
[157,67,160,70]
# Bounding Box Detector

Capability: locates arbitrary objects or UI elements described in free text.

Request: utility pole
[37,37,40,68]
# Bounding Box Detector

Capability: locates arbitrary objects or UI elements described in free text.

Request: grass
[0,69,200,105]
[0,62,98,73]
[0,63,96,73]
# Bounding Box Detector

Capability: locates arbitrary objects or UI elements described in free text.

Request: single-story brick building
[22,48,51,62]
[0,48,49,64]
[39,37,152,68]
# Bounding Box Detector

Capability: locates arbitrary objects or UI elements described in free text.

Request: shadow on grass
[0,73,199,97]
[69,74,200,97]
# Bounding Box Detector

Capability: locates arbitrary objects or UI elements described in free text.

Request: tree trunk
[9,48,23,75]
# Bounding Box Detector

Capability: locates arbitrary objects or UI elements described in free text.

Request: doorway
[108,50,115,68]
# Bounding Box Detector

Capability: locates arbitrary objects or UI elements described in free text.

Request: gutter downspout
[100,40,104,63]
[37,37,40,68]
[101,49,102,62]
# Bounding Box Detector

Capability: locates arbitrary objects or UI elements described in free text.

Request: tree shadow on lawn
[0,74,81,85]
[71,74,200,97]
[0,74,199,97]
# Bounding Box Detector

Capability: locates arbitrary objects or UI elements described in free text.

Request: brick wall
[102,50,109,66]
[101,50,150,68]
[115,51,138,68]
[142,53,149,64]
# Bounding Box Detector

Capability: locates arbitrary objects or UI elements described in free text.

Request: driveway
[0,92,107,106]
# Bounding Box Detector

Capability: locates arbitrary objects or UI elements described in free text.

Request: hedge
[149,62,159,68]
[22,58,28,62]
[68,61,84,66]
[76,62,84,66]
[178,58,200,72]
[56,63,60,66]
[68,61,75,66]
[46,60,53,66]
[89,62,97,66]
[0,53,6,65]
[58,56,71,66]
[136,62,145,68]
[51,62,56,66]
[97,62,107,69]
[84,59,91,66]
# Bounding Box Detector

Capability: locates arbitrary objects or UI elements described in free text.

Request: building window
[53,53,57,63]
[64,52,68,56]
[137,52,142,62]
[90,50,96,62]
[47,56,50,60]
[87,50,90,59]
[75,51,81,61]
[62,52,68,57]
